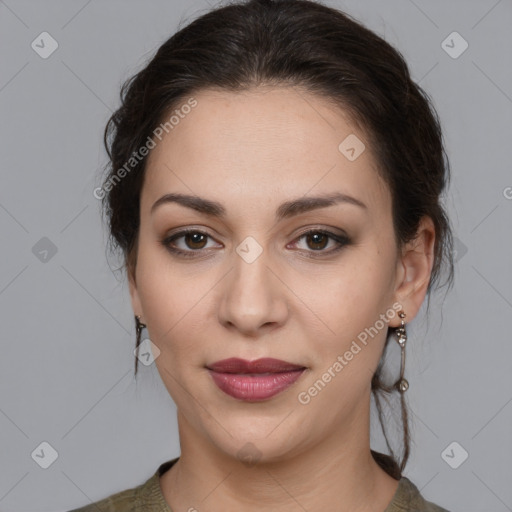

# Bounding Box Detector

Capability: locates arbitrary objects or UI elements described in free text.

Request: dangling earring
[395,311,409,393]
[133,316,147,374]
[135,315,147,350]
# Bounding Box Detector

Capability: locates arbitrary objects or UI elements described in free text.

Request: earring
[135,315,147,349]
[395,311,409,393]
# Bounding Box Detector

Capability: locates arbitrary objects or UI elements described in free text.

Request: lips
[206,358,306,401]
[207,357,305,374]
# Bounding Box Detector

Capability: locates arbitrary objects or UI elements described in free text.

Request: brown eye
[288,229,351,257]
[161,229,220,258]
[184,232,208,249]
[305,232,329,250]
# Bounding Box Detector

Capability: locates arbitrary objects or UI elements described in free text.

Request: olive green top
[68,456,450,512]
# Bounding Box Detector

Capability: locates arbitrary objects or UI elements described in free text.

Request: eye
[288,229,350,256]
[161,229,220,258]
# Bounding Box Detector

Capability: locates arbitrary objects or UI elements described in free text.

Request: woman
[71,0,454,510]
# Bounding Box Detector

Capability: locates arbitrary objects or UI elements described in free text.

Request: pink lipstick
[207,357,306,401]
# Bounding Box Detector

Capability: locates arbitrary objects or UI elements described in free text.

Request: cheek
[297,252,392,329]
[134,252,184,344]
[134,248,218,366]
[298,300,390,416]
[295,257,394,383]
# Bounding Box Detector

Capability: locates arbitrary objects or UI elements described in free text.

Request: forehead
[142,86,389,216]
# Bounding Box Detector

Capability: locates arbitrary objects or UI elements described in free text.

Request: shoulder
[66,479,151,512]
[66,458,178,512]
[67,486,139,511]
[387,476,451,512]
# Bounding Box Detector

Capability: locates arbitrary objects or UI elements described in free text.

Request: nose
[217,248,289,337]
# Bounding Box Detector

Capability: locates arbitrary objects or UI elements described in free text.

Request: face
[129,86,432,464]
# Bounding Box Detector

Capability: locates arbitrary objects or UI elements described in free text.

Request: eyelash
[160,228,351,259]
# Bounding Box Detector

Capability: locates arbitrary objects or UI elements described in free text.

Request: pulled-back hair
[100,0,455,479]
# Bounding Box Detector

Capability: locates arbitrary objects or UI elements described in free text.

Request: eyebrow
[150,191,367,220]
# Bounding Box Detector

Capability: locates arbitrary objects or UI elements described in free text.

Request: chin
[201,414,308,466]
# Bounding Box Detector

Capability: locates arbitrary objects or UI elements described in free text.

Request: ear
[128,262,144,323]
[390,216,435,327]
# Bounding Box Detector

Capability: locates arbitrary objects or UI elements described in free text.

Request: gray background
[0,0,511,511]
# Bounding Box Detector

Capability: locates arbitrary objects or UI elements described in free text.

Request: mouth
[206,358,307,402]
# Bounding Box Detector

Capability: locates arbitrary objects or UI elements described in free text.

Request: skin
[128,86,435,512]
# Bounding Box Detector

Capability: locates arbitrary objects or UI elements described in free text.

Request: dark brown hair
[100,0,454,479]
